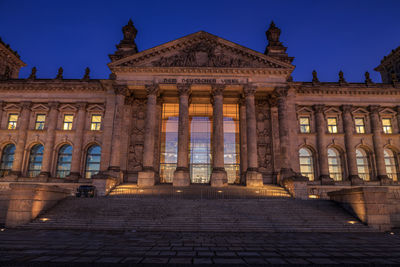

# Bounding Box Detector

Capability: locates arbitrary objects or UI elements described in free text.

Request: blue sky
[0,0,399,82]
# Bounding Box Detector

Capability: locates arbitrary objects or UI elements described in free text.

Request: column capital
[368,105,381,114]
[145,83,159,96]
[19,101,32,110]
[243,84,257,97]
[313,104,325,113]
[114,85,128,96]
[341,104,353,114]
[48,101,60,109]
[211,84,225,96]
[273,86,289,98]
[75,102,88,110]
[177,84,191,96]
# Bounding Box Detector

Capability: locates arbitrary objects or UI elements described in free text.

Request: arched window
[27,144,44,177]
[0,144,16,177]
[299,148,314,181]
[328,148,342,181]
[85,145,101,178]
[384,149,398,181]
[356,148,370,181]
[56,145,73,178]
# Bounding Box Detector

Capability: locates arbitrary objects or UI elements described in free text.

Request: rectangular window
[90,115,102,131]
[299,117,310,133]
[327,117,338,133]
[354,117,365,134]
[7,114,18,130]
[382,118,393,134]
[35,114,46,130]
[63,114,74,130]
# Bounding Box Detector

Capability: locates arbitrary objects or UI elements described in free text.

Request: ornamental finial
[28,67,37,80]
[56,67,63,80]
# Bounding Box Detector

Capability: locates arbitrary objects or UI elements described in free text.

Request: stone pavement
[0,229,400,265]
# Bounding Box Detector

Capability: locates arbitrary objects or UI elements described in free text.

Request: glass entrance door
[189,104,212,184]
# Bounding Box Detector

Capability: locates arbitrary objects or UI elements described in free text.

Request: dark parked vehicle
[76,185,96,198]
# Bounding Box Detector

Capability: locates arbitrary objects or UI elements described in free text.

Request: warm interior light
[40,218,49,222]
[347,220,357,224]
[390,232,395,235]
[0,228,4,232]
[255,191,260,194]
[176,190,182,193]
[139,189,144,192]
[217,190,223,193]
[308,194,318,199]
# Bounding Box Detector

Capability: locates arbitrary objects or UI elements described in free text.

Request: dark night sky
[0,0,399,82]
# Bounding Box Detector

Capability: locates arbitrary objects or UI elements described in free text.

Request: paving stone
[121,257,143,263]
[168,257,192,264]
[95,257,123,263]
[193,257,213,264]
[73,256,98,262]
[213,257,246,264]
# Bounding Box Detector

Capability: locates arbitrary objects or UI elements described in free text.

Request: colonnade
[137,83,264,187]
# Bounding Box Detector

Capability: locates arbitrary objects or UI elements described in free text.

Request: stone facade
[0,21,400,188]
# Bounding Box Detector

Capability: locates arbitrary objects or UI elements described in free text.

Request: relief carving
[256,100,273,171]
[127,99,146,172]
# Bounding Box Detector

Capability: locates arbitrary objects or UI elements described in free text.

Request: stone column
[396,106,400,134]
[239,97,248,184]
[369,105,389,183]
[0,101,4,128]
[138,84,159,187]
[243,85,263,187]
[341,105,363,185]
[173,84,191,186]
[38,102,59,178]
[108,86,126,173]
[10,102,31,177]
[210,84,227,187]
[313,104,334,184]
[68,102,87,179]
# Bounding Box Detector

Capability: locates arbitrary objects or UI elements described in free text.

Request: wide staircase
[24,184,374,232]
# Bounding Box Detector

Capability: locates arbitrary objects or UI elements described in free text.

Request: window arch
[384,148,398,181]
[328,148,342,181]
[299,147,314,181]
[356,148,371,181]
[0,144,16,177]
[85,145,101,178]
[27,144,44,177]
[56,144,73,178]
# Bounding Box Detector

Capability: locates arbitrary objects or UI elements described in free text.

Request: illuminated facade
[0,20,400,187]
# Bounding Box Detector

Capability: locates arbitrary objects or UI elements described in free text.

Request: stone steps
[23,185,375,232]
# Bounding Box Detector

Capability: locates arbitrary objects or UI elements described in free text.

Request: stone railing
[328,187,391,231]
[281,175,309,199]
[5,183,70,228]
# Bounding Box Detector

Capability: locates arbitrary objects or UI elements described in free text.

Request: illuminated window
[354,117,365,133]
[356,148,370,181]
[35,114,46,130]
[328,148,342,181]
[27,144,44,178]
[7,114,18,130]
[160,103,179,183]
[85,145,101,178]
[63,114,74,130]
[299,148,314,181]
[299,117,311,133]
[223,104,240,184]
[382,118,393,134]
[384,149,398,181]
[56,145,72,178]
[90,115,102,131]
[327,117,338,133]
[0,144,15,177]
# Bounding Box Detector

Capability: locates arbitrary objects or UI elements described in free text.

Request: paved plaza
[0,229,400,265]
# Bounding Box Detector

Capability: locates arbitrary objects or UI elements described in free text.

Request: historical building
[0,20,399,188]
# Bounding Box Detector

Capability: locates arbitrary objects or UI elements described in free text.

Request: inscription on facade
[159,78,247,84]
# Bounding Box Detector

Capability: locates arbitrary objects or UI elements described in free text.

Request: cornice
[111,66,292,75]
[0,79,105,92]
[0,42,26,67]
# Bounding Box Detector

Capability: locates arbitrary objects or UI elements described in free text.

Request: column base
[38,172,51,178]
[245,170,263,187]
[66,172,81,181]
[210,168,227,187]
[349,175,364,185]
[173,167,190,187]
[319,175,335,185]
[138,168,156,187]
[378,175,392,185]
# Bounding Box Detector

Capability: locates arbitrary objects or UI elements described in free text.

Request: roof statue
[264,21,293,63]
[109,19,139,62]
[28,67,37,80]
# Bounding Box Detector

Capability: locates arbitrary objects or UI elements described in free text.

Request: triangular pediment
[108,31,294,70]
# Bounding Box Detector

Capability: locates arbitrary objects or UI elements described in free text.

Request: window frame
[356,148,371,181]
[0,143,16,177]
[384,148,398,181]
[90,114,102,131]
[299,116,311,133]
[55,144,73,178]
[27,144,44,178]
[63,114,74,131]
[354,117,366,134]
[34,114,46,130]
[327,148,343,181]
[299,147,315,181]
[327,117,338,134]
[84,145,101,179]
[7,113,19,130]
[381,117,393,134]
